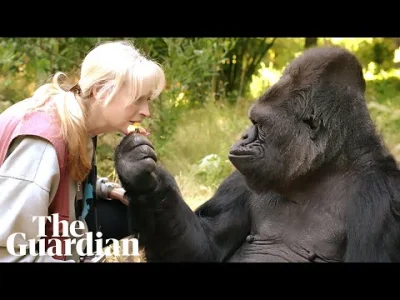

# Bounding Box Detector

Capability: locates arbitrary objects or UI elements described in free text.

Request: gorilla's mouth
[229,146,257,157]
[229,124,260,158]
[228,145,263,163]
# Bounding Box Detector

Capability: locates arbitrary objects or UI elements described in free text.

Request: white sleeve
[0,135,75,262]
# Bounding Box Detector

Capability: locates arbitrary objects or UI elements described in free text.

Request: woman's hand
[109,187,129,206]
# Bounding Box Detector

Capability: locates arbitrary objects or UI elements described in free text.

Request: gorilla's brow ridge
[260,75,292,103]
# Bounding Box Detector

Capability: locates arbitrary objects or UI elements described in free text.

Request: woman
[0,40,166,262]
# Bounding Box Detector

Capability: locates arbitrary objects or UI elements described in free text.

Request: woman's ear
[92,84,101,99]
[87,84,106,107]
[92,83,114,101]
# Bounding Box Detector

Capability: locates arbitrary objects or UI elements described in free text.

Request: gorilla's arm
[126,168,251,262]
[115,134,251,262]
[344,172,400,262]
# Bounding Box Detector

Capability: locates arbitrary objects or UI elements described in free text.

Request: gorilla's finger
[116,157,157,184]
[131,134,155,149]
[118,158,158,193]
[120,133,155,152]
[135,157,157,174]
[130,170,159,194]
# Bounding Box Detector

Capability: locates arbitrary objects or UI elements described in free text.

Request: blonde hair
[29,40,166,182]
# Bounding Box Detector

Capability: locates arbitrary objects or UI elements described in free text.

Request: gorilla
[114,46,400,262]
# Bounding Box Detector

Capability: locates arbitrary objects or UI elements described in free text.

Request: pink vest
[0,98,70,261]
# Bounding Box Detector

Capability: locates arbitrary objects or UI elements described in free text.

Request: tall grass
[366,79,400,160]
[155,99,252,209]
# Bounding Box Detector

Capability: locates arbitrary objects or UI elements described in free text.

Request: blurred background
[1,37,400,210]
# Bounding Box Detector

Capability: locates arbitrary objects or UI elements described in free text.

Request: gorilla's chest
[229,197,346,262]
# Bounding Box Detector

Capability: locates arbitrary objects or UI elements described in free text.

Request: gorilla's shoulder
[218,169,250,192]
[194,169,252,217]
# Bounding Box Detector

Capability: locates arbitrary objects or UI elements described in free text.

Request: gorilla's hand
[115,133,159,194]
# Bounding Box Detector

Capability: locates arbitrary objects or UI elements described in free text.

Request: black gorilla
[114,46,400,262]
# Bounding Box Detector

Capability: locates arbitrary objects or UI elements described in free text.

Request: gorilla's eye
[250,118,257,126]
[303,117,319,130]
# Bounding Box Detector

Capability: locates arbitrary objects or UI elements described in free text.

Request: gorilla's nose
[240,125,258,145]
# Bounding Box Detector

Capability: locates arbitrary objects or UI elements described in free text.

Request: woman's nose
[140,104,151,118]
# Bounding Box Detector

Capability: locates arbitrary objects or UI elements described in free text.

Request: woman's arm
[0,136,74,262]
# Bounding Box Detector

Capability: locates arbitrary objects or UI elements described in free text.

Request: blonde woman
[0,40,166,262]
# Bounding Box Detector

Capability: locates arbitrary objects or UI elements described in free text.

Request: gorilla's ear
[302,110,321,140]
[303,116,319,130]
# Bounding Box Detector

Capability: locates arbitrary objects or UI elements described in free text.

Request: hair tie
[69,83,82,96]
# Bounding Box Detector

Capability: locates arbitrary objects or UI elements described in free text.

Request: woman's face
[97,83,152,136]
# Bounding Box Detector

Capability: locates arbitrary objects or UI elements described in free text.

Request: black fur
[115,46,400,262]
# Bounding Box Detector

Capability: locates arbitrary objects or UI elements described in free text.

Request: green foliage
[96,133,123,182]
[160,38,227,105]
[194,154,232,188]
[325,38,398,73]
[219,38,277,101]
[0,37,114,103]
[365,75,400,150]
[366,77,400,104]
[359,38,397,72]
[262,38,305,70]
[135,38,238,157]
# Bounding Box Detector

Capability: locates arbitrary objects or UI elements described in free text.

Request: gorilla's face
[229,46,368,194]
[228,82,326,193]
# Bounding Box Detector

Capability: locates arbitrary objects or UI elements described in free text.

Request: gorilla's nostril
[242,134,248,140]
